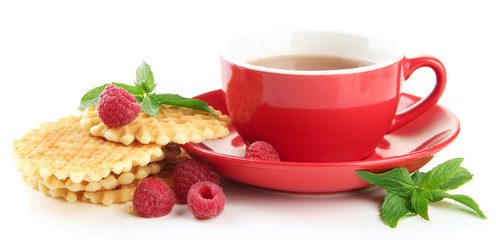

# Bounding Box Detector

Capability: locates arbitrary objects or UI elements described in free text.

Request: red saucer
[182,90,460,194]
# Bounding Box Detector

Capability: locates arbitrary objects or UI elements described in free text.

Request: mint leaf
[78,84,108,109]
[419,158,464,190]
[154,93,192,102]
[411,188,432,220]
[439,193,486,219]
[414,167,473,200]
[111,82,145,101]
[381,193,411,228]
[411,171,427,185]
[429,189,445,202]
[141,94,161,117]
[440,167,473,191]
[135,61,156,93]
[356,168,415,196]
[154,93,219,115]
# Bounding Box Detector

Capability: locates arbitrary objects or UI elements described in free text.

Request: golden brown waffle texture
[13,115,165,184]
[80,105,231,145]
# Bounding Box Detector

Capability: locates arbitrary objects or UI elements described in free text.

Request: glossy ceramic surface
[182,89,460,194]
[220,31,447,163]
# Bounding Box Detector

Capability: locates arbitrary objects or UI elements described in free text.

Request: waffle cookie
[27,160,165,192]
[21,155,176,205]
[23,173,139,205]
[22,174,173,205]
[13,115,165,184]
[80,104,231,145]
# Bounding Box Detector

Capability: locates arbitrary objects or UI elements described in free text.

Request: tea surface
[249,55,373,71]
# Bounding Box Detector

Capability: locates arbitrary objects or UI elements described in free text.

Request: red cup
[221,31,446,162]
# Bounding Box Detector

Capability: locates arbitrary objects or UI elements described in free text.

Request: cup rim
[220,30,405,75]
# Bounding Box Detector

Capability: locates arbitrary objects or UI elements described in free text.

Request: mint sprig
[135,61,157,93]
[78,61,218,117]
[357,158,486,228]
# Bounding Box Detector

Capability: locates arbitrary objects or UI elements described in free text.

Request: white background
[1,0,494,239]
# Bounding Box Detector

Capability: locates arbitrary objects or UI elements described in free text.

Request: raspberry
[245,141,280,161]
[187,181,225,219]
[133,178,175,218]
[97,85,141,128]
[173,158,219,203]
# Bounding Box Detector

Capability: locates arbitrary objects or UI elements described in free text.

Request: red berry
[245,141,280,161]
[133,178,175,218]
[97,85,141,128]
[173,158,219,203]
[187,181,225,219]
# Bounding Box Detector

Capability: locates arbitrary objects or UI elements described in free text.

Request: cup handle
[388,56,447,133]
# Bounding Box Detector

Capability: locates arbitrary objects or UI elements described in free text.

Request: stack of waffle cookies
[13,104,230,205]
